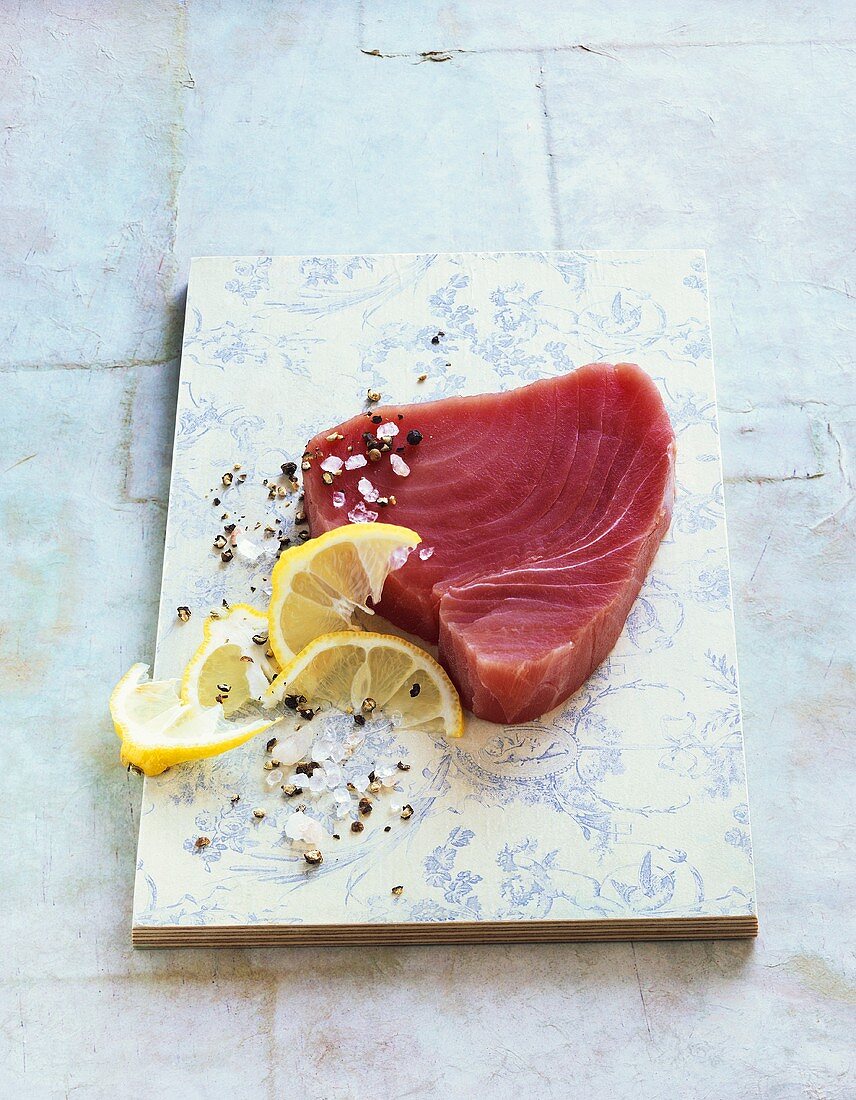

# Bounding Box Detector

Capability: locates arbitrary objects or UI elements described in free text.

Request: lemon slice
[181,603,278,717]
[266,632,464,738]
[110,663,273,776]
[268,523,421,667]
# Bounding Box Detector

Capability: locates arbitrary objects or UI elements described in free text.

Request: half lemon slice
[266,632,464,739]
[181,603,278,717]
[267,523,420,667]
[110,663,273,776]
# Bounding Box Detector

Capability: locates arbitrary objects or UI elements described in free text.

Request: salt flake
[344,454,367,471]
[332,491,346,508]
[307,769,327,794]
[358,477,379,503]
[312,734,337,762]
[376,421,399,440]
[273,725,315,765]
[320,456,343,474]
[348,502,378,524]
[323,763,344,789]
[284,811,324,846]
[390,454,410,477]
[235,535,264,562]
[418,546,434,561]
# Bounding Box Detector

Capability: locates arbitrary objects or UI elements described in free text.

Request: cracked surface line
[749,531,772,585]
[361,47,458,62]
[356,0,366,51]
[0,355,176,374]
[357,38,855,60]
[631,944,653,1043]
[537,53,563,250]
[826,421,852,490]
[809,421,856,531]
[725,472,826,484]
[1,453,37,476]
[158,1,190,363]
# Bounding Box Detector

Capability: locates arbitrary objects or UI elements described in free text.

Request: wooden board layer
[134,915,758,948]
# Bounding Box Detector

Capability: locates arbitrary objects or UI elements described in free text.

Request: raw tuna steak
[303,364,675,724]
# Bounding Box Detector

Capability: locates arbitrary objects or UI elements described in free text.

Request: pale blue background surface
[1,4,853,1098]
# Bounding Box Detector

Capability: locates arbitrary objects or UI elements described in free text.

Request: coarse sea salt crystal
[388,545,413,571]
[376,421,399,440]
[348,502,378,524]
[345,454,367,471]
[390,454,410,477]
[274,726,315,765]
[235,535,264,562]
[284,811,324,846]
[264,768,283,789]
[323,761,344,788]
[320,455,343,474]
[312,735,336,761]
[332,491,346,509]
[307,770,327,794]
[418,546,434,561]
[315,790,336,814]
[357,477,379,503]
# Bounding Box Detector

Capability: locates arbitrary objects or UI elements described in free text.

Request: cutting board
[132,250,757,946]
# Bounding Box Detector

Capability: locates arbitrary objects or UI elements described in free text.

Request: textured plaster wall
[1,3,853,1098]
